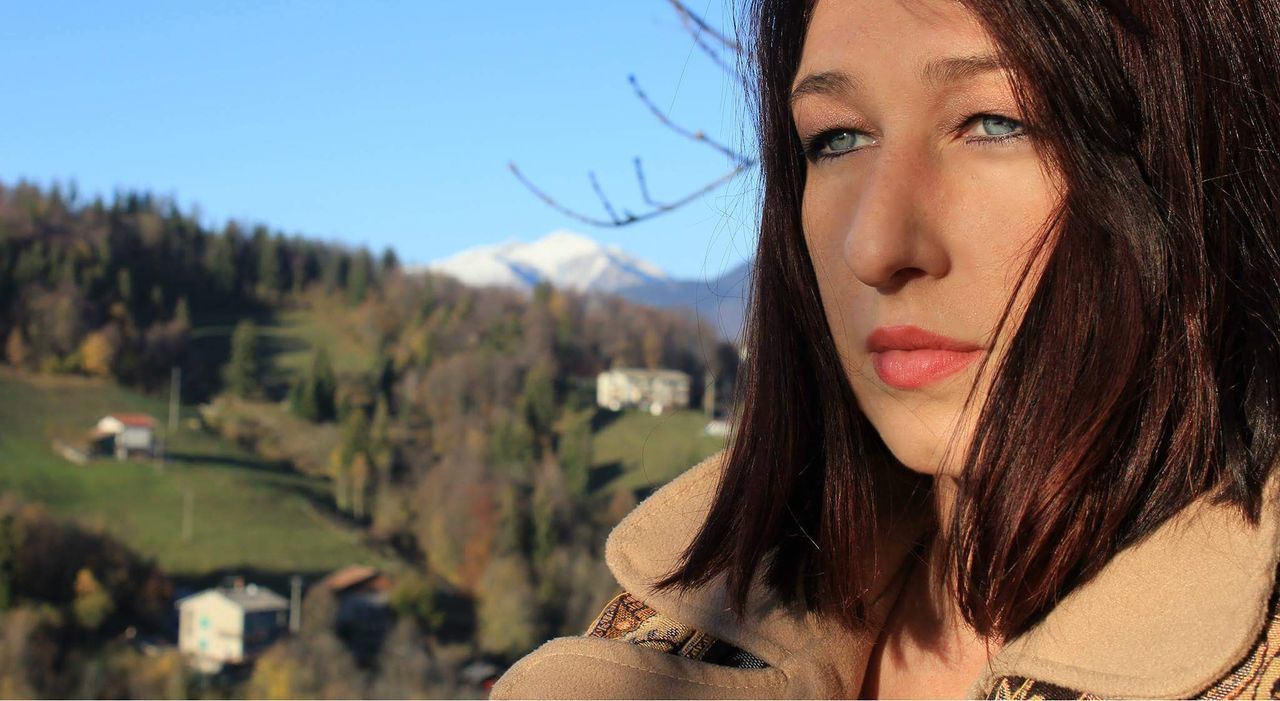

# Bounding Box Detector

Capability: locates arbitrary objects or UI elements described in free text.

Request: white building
[596,368,691,415]
[92,414,157,459]
[177,580,289,672]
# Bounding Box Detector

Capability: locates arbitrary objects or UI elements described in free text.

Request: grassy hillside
[0,369,388,578]
[589,408,726,498]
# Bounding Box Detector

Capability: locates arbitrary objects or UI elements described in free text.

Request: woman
[493,0,1280,697]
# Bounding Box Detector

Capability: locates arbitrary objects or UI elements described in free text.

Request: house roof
[178,583,289,613]
[603,368,691,381]
[318,565,381,592]
[222,583,289,612]
[106,413,157,428]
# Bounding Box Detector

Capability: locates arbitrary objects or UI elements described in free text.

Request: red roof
[109,413,157,428]
[318,566,377,591]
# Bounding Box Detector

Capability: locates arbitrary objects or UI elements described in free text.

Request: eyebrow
[790,53,1006,104]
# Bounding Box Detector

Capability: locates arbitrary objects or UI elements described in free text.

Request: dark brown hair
[657,0,1280,639]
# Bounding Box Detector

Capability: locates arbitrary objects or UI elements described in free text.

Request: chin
[867,412,970,479]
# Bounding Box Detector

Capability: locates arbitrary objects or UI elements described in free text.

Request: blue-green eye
[806,129,875,161]
[974,115,1023,138]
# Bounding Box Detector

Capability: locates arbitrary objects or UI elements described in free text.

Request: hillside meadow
[0,368,389,579]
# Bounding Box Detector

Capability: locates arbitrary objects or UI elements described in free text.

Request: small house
[596,368,692,415]
[91,413,157,460]
[177,579,289,672]
[317,565,394,664]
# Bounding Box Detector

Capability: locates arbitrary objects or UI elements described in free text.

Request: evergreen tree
[322,252,346,295]
[370,396,394,478]
[558,412,593,499]
[346,249,372,304]
[379,247,399,276]
[223,320,263,397]
[490,415,536,482]
[173,296,192,329]
[257,233,283,298]
[0,514,14,610]
[519,361,557,440]
[290,347,337,422]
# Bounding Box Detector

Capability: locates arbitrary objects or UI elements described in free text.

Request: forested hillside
[0,179,741,696]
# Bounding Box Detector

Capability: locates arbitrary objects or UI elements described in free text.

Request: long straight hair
[657,0,1280,639]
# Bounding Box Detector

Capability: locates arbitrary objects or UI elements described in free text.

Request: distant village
[36,363,729,690]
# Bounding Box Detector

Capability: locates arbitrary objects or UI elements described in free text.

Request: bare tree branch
[634,158,659,208]
[589,171,623,225]
[510,161,750,228]
[668,0,743,82]
[666,0,742,54]
[627,75,749,164]
[508,0,752,228]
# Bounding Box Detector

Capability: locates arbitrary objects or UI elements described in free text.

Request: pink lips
[866,325,984,390]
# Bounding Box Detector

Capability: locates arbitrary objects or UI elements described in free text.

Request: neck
[922,474,1000,644]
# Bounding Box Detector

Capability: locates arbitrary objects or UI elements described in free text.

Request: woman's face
[793,0,1062,476]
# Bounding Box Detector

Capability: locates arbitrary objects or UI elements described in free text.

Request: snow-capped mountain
[425,230,670,294]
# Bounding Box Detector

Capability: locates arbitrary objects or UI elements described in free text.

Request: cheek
[801,174,873,326]
[946,160,1062,332]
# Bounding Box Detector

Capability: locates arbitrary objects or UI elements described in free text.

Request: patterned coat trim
[588,575,1280,700]
[585,592,770,670]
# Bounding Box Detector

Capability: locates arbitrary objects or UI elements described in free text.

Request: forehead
[796,0,996,83]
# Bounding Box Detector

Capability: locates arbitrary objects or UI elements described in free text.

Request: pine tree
[223,320,263,397]
[346,249,372,305]
[519,361,557,440]
[257,233,283,298]
[558,412,593,499]
[370,396,394,478]
[173,296,192,330]
[290,347,337,422]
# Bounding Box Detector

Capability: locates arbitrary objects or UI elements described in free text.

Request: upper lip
[866,325,984,353]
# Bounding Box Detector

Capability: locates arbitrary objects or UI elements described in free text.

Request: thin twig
[666,0,741,53]
[669,0,742,81]
[629,74,749,164]
[509,161,751,228]
[505,0,754,229]
[589,171,623,224]
[634,158,660,208]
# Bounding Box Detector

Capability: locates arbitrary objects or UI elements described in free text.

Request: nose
[843,149,950,292]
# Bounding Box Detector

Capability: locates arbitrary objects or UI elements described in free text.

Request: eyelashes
[799,113,1029,163]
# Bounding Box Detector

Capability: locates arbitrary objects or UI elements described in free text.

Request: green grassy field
[264,306,379,377]
[0,369,388,578]
[589,408,726,497]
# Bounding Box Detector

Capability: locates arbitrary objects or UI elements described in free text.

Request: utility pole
[289,575,302,634]
[168,366,181,434]
[182,488,193,542]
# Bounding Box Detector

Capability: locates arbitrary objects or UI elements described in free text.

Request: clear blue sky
[0,1,758,280]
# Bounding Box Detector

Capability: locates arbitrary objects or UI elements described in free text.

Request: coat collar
[605,450,1280,699]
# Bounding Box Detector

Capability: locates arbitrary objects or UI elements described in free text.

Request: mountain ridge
[422,230,751,342]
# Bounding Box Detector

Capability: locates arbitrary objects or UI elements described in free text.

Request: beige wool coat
[490,451,1280,699]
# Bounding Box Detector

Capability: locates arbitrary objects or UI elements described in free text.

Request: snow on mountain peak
[425,230,670,294]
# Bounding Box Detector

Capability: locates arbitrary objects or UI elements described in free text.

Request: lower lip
[871,349,983,390]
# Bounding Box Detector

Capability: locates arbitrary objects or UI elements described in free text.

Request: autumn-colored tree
[78,329,117,377]
[71,568,115,630]
[642,327,663,369]
[476,554,538,659]
[4,328,27,368]
[349,453,371,520]
[388,573,445,634]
